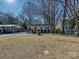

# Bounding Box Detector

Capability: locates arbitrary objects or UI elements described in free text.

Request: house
[27,24,52,33]
[0,25,23,34]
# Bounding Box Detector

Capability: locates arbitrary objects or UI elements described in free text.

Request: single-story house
[0,25,23,34]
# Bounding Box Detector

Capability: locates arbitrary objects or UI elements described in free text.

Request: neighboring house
[27,24,52,33]
[27,18,63,33]
[0,25,23,34]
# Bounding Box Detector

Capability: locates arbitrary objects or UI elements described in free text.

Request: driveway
[0,32,26,40]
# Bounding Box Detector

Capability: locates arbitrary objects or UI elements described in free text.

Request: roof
[28,24,52,26]
[0,25,21,28]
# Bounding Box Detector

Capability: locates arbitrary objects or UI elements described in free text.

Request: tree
[17,14,28,30]
[6,14,18,24]
[37,0,59,32]
[21,1,38,25]
[0,12,17,24]
[19,0,79,34]
[0,20,3,24]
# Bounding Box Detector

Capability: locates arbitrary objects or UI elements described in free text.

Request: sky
[0,0,27,16]
[0,0,45,24]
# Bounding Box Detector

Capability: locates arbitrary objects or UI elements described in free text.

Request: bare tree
[17,13,28,30]
[21,1,38,25]
[19,0,79,34]
[38,0,59,32]
[0,12,17,24]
